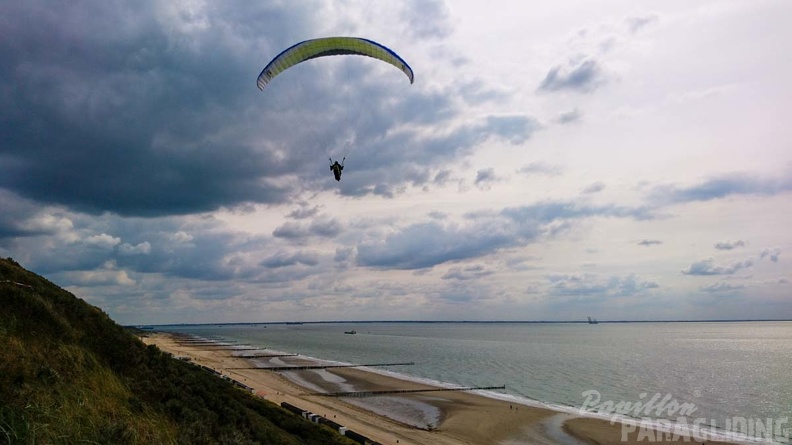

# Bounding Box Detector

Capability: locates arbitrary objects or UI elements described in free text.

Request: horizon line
[132,318,792,327]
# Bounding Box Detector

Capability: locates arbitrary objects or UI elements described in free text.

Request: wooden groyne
[178,342,247,346]
[178,341,237,346]
[231,361,415,371]
[236,353,298,358]
[307,385,506,398]
[176,338,238,345]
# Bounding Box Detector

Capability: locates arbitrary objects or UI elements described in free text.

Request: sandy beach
[143,333,741,445]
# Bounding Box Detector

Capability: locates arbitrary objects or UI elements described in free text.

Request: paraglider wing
[257,37,414,91]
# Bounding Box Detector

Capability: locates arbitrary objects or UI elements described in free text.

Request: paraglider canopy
[256,37,414,183]
[257,37,414,91]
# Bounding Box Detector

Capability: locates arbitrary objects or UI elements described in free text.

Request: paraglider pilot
[330,158,344,181]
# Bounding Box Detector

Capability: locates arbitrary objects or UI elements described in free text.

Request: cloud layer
[1,1,790,324]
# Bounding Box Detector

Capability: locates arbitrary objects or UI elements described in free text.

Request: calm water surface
[158,322,792,442]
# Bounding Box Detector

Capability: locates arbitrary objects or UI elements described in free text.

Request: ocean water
[157,321,792,443]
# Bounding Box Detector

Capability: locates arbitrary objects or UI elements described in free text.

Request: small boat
[344,330,357,335]
[587,316,599,325]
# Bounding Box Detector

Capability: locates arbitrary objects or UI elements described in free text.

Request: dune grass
[0,258,355,445]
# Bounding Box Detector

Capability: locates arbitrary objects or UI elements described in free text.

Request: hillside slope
[0,257,355,445]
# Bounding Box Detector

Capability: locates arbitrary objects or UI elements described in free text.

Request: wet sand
[143,333,744,445]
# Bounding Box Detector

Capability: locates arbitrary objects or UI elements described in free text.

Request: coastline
[142,332,743,445]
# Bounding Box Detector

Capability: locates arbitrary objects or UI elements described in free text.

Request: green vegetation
[0,258,356,445]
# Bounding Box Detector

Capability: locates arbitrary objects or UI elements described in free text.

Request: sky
[1,0,791,324]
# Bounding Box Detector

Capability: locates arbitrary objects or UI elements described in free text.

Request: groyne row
[169,347,382,443]
[237,353,299,358]
[232,361,415,371]
[309,385,507,398]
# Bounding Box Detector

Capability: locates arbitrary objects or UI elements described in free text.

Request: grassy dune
[0,258,355,445]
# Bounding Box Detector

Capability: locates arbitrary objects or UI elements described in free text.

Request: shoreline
[142,332,746,445]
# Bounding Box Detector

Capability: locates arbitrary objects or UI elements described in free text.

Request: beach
[143,332,741,445]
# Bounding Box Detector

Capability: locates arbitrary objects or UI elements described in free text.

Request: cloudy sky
[2,0,791,324]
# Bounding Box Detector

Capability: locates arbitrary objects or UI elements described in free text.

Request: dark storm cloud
[649,172,792,205]
[2,0,495,215]
[356,201,655,270]
[0,1,320,216]
[538,58,606,93]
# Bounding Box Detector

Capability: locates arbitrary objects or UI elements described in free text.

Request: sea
[153,321,792,444]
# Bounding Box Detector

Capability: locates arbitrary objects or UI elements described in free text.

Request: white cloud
[23,213,74,236]
[63,269,136,287]
[638,239,662,247]
[700,282,746,293]
[119,241,152,255]
[582,182,606,194]
[516,162,564,177]
[84,234,121,249]
[714,240,746,250]
[1,0,791,323]
[169,231,194,244]
[760,247,781,263]
[546,273,659,298]
[538,58,607,93]
[682,258,754,276]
